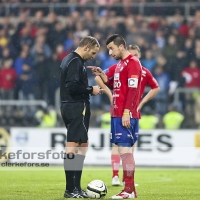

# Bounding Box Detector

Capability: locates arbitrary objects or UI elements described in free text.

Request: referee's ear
[83,45,89,51]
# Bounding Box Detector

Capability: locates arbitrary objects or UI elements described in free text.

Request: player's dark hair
[128,44,141,52]
[79,36,100,48]
[106,34,126,48]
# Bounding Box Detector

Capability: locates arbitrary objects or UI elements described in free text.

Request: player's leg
[132,119,139,187]
[110,118,121,186]
[121,119,139,187]
[111,144,121,186]
[110,118,137,199]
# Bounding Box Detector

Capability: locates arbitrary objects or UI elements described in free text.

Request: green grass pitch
[0,166,200,200]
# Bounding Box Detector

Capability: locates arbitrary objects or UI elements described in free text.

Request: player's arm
[95,76,113,104]
[87,65,116,90]
[138,71,160,111]
[138,87,160,111]
[87,66,108,82]
[123,60,141,128]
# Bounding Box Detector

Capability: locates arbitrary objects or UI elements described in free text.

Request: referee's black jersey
[60,52,93,103]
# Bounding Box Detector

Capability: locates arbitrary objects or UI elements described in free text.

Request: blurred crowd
[0,0,200,17]
[0,3,200,128]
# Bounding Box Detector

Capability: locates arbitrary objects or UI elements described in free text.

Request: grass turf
[0,166,200,200]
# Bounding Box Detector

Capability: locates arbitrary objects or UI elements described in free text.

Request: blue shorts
[110,117,139,146]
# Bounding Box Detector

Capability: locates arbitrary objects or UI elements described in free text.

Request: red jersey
[181,68,200,88]
[0,68,17,90]
[105,54,142,118]
[140,67,159,101]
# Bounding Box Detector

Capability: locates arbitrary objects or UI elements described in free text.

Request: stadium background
[0,0,200,129]
[0,1,200,200]
[0,0,200,164]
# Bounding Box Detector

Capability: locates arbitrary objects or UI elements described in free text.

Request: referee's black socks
[74,154,85,190]
[64,153,76,193]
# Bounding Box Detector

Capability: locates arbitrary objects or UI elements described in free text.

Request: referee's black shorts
[60,101,90,143]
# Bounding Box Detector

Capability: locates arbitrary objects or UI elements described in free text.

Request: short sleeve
[146,68,159,89]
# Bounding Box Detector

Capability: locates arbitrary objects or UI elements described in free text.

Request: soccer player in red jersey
[110,44,160,186]
[88,35,142,199]
[89,44,159,192]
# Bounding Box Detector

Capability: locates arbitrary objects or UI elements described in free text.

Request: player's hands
[87,66,103,76]
[122,114,131,128]
[92,86,104,95]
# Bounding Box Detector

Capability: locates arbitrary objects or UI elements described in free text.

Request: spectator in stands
[148,15,161,31]
[163,34,179,61]
[17,62,36,100]
[178,19,189,38]
[0,59,16,99]
[154,65,170,116]
[34,107,57,127]
[47,52,60,106]
[56,44,69,61]
[141,49,157,72]
[74,20,89,38]
[100,112,111,129]
[34,10,46,28]
[83,9,97,34]
[18,22,34,48]
[50,21,66,50]
[46,12,58,46]
[0,28,8,47]
[163,104,184,129]
[183,38,194,61]
[168,50,188,84]
[155,30,166,49]
[181,60,200,88]
[12,11,28,50]
[33,53,48,100]
[30,34,51,64]
[0,47,12,67]
[14,49,32,77]
[1,17,12,35]
[64,31,75,52]
[139,106,159,129]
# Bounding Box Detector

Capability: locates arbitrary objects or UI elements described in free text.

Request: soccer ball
[86,180,108,198]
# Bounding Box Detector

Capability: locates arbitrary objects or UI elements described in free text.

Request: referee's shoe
[64,188,89,198]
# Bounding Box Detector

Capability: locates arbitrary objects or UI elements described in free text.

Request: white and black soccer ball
[86,180,108,199]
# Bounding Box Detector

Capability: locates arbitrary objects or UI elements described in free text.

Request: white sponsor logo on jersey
[113,94,120,97]
[114,81,121,88]
[114,73,120,80]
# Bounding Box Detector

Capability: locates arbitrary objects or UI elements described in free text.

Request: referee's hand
[92,86,104,95]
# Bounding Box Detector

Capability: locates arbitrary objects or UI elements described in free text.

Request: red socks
[111,154,121,177]
[120,153,135,193]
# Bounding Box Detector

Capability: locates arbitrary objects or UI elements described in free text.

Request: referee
[60,36,102,198]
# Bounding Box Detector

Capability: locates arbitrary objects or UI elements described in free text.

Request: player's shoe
[112,176,121,186]
[110,190,137,199]
[64,188,89,198]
